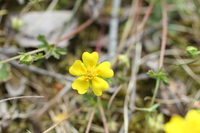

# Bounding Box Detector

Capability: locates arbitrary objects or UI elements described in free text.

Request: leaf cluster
[19,35,66,66]
[38,35,67,59]
[147,68,169,85]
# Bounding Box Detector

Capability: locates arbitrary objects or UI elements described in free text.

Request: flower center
[85,69,96,80]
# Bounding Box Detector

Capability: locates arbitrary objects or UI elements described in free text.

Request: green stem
[145,78,161,133]
[134,107,150,112]
[150,78,161,106]
[0,47,46,64]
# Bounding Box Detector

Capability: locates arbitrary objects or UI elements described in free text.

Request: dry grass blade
[85,108,96,133]
[98,97,109,133]
[42,105,88,133]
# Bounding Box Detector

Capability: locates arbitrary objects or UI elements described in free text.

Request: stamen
[85,69,96,80]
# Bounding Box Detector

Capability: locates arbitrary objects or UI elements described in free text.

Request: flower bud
[185,46,198,57]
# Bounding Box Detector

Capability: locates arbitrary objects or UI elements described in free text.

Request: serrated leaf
[19,55,33,66]
[36,53,43,58]
[37,35,48,47]
[33,53,43,61]
[56,49,67,55]
[147,68,169,85]
[52,51,60,59]
[38,44,46,48]
[0,63,11,82]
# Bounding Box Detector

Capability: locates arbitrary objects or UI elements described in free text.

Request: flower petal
[72,77,89,94]
[91,77,109,96]
[69,60,87,76]
[164,115,185,133]
[82,52,98,68]
[185,110,200,132]
[95,61,114,78]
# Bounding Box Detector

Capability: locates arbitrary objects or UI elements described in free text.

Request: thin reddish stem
[137,0,155,33]
[95,24,105,53]
[54,19,94,45]
[159,0,168,68]
[98,97,109,133]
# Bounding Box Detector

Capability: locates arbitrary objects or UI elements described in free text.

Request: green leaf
[37,35,66,59]
[37,35,48,47]
[148,103,160,112]
[35,53,43,58]
[26,130,32,133]
[52,51,60,59]
[51,49,67,59]
[173,59,200,66]
[147,68,169,85]
[33,53,43,61]
[56,49,67,55]
[0,63,11,82]
[19,55,33,66]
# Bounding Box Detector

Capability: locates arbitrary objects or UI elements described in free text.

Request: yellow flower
[164,110,200,133]
[69,52,114,96]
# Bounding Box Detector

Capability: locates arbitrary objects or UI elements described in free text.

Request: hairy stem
[0,47,46,64]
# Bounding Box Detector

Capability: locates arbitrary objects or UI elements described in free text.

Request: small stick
[137,0,155,33]
[55,18,94,45]
[98,97,109,133]
[108,85,123,109]
[42,105,88,133]
[159,0,168,68]
[0,96,44,103]
[85,108,96,133]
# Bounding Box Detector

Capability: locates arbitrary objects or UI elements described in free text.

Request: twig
[95,24,105,53]
[126,0,141,54]
[159,0,168,68]
[35,83,71,120]
[85,108,96,133]
[129,42,142,110]
[57,0,83,39]
[55,18,94,45]
[0,96,44,103]
[42,105,87,133]
[113,0,155,67]
[108,0,121,62]
[98,97,109,133]
[9,60,75,82]
[0,18,94,65]
[117,0,136,55]
[0,47,46,64]
[123,92,129,133]
[137,0,155,33]
[108,85,123,109]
